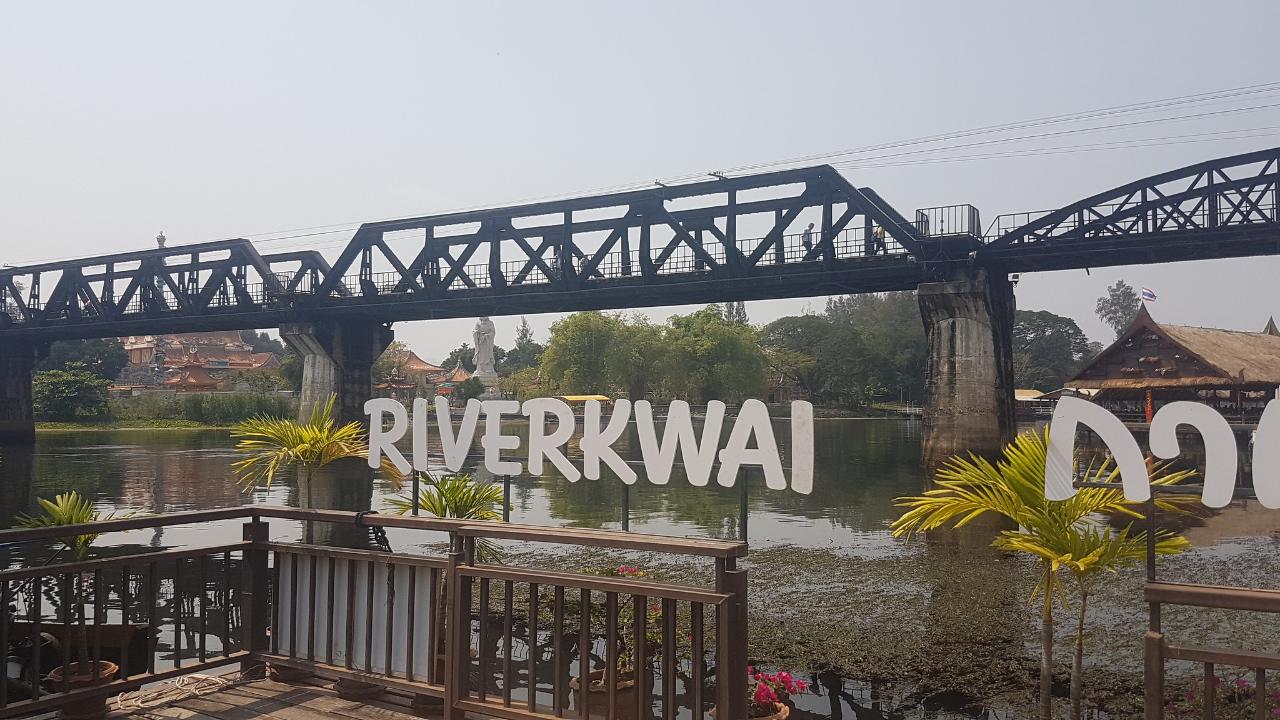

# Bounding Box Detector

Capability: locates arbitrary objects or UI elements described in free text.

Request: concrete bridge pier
[0,341,36,444]
[917,267,1017,475]
[281,320,393,428]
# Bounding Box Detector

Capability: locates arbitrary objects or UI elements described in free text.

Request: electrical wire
[233,83,1280,245]
[828,126,1280,171]
[9,81,1280,267]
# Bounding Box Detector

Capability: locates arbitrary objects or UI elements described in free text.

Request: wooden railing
[0,506,749,720]
[1145,582,1280,720]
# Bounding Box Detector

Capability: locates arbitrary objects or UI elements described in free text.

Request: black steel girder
[981,146,1280,271]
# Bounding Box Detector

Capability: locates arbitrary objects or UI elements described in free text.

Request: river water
[4,419,1279,719]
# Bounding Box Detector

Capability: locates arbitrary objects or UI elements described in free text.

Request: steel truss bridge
[1,147,1278,342]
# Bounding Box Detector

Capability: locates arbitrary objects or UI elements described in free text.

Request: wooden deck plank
[227,676,432,712]
[124,706,226,720]
[116,680,432,720]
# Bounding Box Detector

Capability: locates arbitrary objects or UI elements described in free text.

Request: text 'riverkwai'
[365,398,814,494]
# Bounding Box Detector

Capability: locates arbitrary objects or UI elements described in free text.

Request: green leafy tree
[725,301,749,325]
[279,350,304,392]
[503,317,545,373]
[826,292,928,404]
[606,314,667,400]
[372,340,413,384]
[540,311,622,394]
[226,368,290,393]
[36,338,128,380]
[32,365,111,421]
[664,305,766,403]
[496,366,545,401]
[445,343,475,372]
[239,330,287,357]
[455,376,486,403]
[1013,309,1092,391]
[1095,280,1141,338]
[760,315,839,401]
[893,430,1193,720]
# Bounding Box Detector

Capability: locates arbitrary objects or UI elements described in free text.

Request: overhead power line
[11,81,1280,266]
[235,82,1280,245]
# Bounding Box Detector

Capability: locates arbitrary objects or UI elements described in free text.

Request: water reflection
[7,421,1280,720]
[6,419,930,550]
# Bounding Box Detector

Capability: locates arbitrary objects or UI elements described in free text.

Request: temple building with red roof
[372,347,473,401]
[117,331,280,391]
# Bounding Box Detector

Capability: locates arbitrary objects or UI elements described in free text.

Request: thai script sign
[1045,396,1274,508]
[366,398,815,494]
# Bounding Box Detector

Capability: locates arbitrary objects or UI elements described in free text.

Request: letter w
[634,400,725,486]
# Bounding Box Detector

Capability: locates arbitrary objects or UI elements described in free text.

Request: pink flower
[747,666,755,675]
[753,684,777,705]
[794,680,809,693]
[777,671,792,683]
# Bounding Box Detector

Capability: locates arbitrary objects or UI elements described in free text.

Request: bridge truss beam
[984,146,1280,271]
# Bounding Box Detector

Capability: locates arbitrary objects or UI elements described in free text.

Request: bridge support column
[0,341,36,444]
[281,320,393,428]
[918,267,1016,474]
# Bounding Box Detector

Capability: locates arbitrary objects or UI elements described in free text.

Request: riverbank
[36,419,235,431]
[503,530,1280,719]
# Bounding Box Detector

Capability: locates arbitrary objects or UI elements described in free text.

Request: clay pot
[46,661,119,720]
[709,702,790,720]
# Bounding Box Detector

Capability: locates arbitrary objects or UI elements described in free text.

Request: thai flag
[1141,287,1158,302]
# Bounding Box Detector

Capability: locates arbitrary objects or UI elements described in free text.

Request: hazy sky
[3,2,1280,358]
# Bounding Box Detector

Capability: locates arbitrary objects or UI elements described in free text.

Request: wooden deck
[111,677,439,720]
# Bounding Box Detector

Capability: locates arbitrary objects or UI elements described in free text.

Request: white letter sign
[368,397,816,494]
[1045,396,1279,509]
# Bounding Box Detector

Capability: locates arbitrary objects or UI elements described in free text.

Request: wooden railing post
[444,533,473,720]
[241,519,270,672]
[1144,629,1165,720]
[716,558,748,720]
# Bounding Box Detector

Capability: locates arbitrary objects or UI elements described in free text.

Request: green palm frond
[893,425,1193,602]
[892,426,1194,540]
[994,522,1187,576]
[386,473,505,521]
[387,472,507,562]
[230,394,404,490]
[15,491,125,561]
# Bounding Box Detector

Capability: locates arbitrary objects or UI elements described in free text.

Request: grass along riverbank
[37,419,236,431]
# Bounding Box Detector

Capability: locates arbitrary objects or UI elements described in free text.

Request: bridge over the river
[2,147,1277,464]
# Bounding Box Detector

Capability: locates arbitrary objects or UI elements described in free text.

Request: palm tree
[230,394,404,491]
[1009,519,1187,719]
[387,471,507,683]
[892,428,1193,720]
[385,471,507,562]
